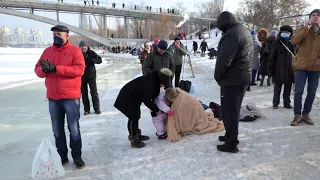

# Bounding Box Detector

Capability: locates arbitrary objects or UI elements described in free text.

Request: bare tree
[152,14,176,39]
[171,1,187,15]
[236,0,309,30]
[196,0,225,19]
[128,1,146,38]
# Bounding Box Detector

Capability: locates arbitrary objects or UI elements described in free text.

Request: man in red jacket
[34,25,86,168]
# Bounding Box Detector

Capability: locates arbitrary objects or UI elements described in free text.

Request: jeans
[294,70,320,115]
[273,83,292,106]
[49,99,82,158]
[252,70,257,83]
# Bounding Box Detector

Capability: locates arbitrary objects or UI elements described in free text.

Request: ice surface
[1,41,320,179]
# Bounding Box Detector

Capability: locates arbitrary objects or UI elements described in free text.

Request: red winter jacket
[35,41,85,100]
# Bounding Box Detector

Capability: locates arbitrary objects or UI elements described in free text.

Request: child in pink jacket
[153,87,173,139]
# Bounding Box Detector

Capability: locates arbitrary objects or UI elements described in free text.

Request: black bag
[179,80,192,93]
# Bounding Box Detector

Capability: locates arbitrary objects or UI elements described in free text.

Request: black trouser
[273,83,292,106]
[221,84,249,146]
[127,119,139,136]
[175,65,182,87]
[81,78,100,112]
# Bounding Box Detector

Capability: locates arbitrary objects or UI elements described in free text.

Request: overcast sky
[0,0,318,43]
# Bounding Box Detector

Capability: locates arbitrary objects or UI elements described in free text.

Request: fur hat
[159,68,172,86]
[309,9,320,19]
[280,25,293,35]
[258,28,269,42]
[165,88,180,102]
[157,40,168,50]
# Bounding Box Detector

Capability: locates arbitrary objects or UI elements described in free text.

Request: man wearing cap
[143,40,175,76]
[290,9,320,126]
[34,25,86,168]
[78,40,102,115]
[168,37,187,87]
[114,68,173,148]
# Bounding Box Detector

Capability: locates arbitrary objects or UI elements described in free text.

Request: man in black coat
[114,68,173,148]
[214,11,253,153]
[79,41,102,115]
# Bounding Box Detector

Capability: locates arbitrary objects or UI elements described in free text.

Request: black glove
[40,60,49,73]
[40,60,56,73]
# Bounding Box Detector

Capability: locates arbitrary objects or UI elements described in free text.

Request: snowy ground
[1,49,320,180]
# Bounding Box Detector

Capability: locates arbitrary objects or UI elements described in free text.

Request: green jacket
[143,49,175,75]
[168,42,187,65]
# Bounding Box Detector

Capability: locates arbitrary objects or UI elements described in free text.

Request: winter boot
[218,136,225,141]
[137,129,149,141]
[156,132,168,140]
[302,114,314,125]
[95,109,101,114]
[60,155,69,165]
[260,81,263,86]
[217,144,239,153]
[84,111,90,115]
[284,104,292,109]
[73,157,85,169]
[128,134,146,148]
[290,114,302,126]
[267,79,271,86]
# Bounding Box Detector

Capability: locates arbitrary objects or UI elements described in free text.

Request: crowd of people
[34,8,320,169]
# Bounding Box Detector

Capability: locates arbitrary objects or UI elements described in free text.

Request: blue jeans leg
[61,99,82,158]
[302,71,320,115]
[252,70,257,83]
[49,99,68,157]
[294,70,308,114]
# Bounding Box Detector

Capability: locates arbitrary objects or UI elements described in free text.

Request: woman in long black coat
[114,68,172,148]
[260,30,278,86]
[268,25,295,109]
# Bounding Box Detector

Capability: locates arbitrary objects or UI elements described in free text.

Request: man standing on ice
[168,37,187,87]
[34,25,86,168]
[79,40,102,115]
[290,9,320,126]
[214,11,252,153]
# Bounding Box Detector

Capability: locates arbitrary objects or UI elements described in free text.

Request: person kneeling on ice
[165,88,224,142]
[114,68,173,148]
[152,87,174,139]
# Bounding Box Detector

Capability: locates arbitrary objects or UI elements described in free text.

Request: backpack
[179,80,192,93]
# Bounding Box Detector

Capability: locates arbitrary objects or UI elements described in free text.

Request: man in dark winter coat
[168,37,187,87]
[193,41,198,54]
[268,25,295,110]
[200,39,208,56]
[214,11,252,153]
[79,41,102,115]
[143,40,175,75]
[114,68,173,148]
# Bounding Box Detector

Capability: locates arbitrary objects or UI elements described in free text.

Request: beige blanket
[165,88,224,142]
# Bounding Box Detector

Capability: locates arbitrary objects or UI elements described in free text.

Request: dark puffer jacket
[82,48,102,79]
[268,37,295,84]
[214,11,253,86]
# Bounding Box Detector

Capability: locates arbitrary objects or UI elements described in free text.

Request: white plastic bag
[31,138,66,180]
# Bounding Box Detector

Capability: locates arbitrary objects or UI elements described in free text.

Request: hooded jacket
[214,11,253,86]
[168,42,187,65]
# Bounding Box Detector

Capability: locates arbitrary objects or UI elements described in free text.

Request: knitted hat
[153,38,160,44]
[157,40,168,50]
[158,68,172,86]
[269,30,278,37]
[280,25,293,35]
[79,40,87,47]
[309,9,320,19]
[174,36,181,41]
[251,30,257,35]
